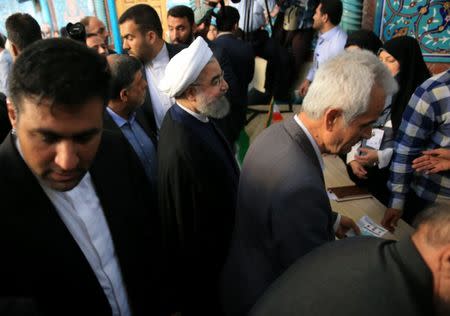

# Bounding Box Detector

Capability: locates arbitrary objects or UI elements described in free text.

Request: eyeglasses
[191,70,225,88]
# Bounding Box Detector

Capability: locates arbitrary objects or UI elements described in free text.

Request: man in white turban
[157,36,240,315]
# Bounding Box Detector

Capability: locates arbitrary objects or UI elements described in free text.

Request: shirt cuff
[389,193,405,210]
[333,213,342,232]
[377,148,393,169]
[306,69,314,82]
[346,142,361,164]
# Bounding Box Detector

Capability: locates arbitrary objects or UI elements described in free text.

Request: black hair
[9,38,110,112]
[216,6,240,32]
[5,13,42,51]
[382,36,430,132]
[0,33,6,49]
[168,5,195,26]
[108,54,143,100]
[345,29,383,55]
[119,4,163,38]
[319,0,343,26]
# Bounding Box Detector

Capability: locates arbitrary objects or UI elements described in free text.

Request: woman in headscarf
[346,36,431,206]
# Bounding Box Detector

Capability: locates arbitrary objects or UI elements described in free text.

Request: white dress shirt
[230,0,276,32]
[145,43,176,130]
[306,26,347,82]
[41,174,131,316]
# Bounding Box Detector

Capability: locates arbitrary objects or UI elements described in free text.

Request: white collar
[176,102,209,123]
[217,32,233,38]
[294,115,324,170]
[147,43,169,68]
[319,25,341,41]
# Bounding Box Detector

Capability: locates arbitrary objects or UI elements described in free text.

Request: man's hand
[335,215,361,239]
[381,207,402,232]
[298,79,310,97]
[349,160,367,179]
[355,148,378,167]
[412,148,450,174]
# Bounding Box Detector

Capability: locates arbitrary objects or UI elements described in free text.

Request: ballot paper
[364,128,384,150]
[345,215,388,238]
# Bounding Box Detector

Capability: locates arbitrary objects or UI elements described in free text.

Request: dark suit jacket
[211,34,255,145]
[140,43,186,137]
[214,34,255,103]
[250,237,434,316]
[221,118,337,316]
[0,132,169,316]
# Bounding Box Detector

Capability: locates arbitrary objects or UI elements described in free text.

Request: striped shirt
[388,69,450,210]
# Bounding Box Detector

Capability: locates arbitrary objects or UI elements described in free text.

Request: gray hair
[414,206,450,246]
[302,50,398,124]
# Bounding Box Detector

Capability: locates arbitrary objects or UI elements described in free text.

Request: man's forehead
[168,16,190,24]
[120,20,138,32]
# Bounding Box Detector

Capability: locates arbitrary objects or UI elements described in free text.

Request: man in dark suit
[5,12,42,62]
[104,54,157,186]
[0,39,168,316]
[213,6,255,146]
[119,4,185,136]
[158,37,239,315]
[250,207,450,316]
[220,50,399,316]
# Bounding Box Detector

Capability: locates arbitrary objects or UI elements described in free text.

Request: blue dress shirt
[107,107,157,185]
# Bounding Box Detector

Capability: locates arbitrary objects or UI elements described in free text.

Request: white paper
[357,215,388,237]
[364,128,384,150]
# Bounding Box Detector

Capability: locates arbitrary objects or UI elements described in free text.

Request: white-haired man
[220,50,399,316]
[157,37,240,315]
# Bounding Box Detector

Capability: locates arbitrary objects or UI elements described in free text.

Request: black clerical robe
[157,104,239,315]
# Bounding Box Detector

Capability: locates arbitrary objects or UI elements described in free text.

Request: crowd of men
[0,1,449,316]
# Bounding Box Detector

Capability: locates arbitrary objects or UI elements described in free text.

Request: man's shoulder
[167,43,187,59]
[422,69,450,92]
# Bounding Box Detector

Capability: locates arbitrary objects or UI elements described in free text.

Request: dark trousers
[346,165,391,207]
[403,190,430,226]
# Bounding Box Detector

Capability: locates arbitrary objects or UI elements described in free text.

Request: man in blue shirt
[298,0,347,96]
[104,54,158,186]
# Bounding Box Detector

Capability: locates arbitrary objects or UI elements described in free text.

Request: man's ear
[10,42,20,59]
[441,246,450,278]
[119,88,128,103]
[185,86,197,102]
[7,100,17,129]
[145,30,157,44]
[324,108,343,131]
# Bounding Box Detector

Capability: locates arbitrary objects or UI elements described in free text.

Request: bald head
[107,54,143,101]
[412,207,450,316]
[80,16,109,44]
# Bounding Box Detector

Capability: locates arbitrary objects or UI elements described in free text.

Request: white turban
[158,37,213,98]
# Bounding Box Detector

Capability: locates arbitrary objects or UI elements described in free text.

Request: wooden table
[323,155,414,240]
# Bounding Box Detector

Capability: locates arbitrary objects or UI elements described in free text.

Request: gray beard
[198,95,230,119]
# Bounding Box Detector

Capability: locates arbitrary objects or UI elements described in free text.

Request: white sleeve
[333,213,342,232]
[377,148,394,169]
[346,141,361,164]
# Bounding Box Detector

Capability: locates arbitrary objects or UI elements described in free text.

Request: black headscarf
[345,29,383,55]
[382,36,431,131]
